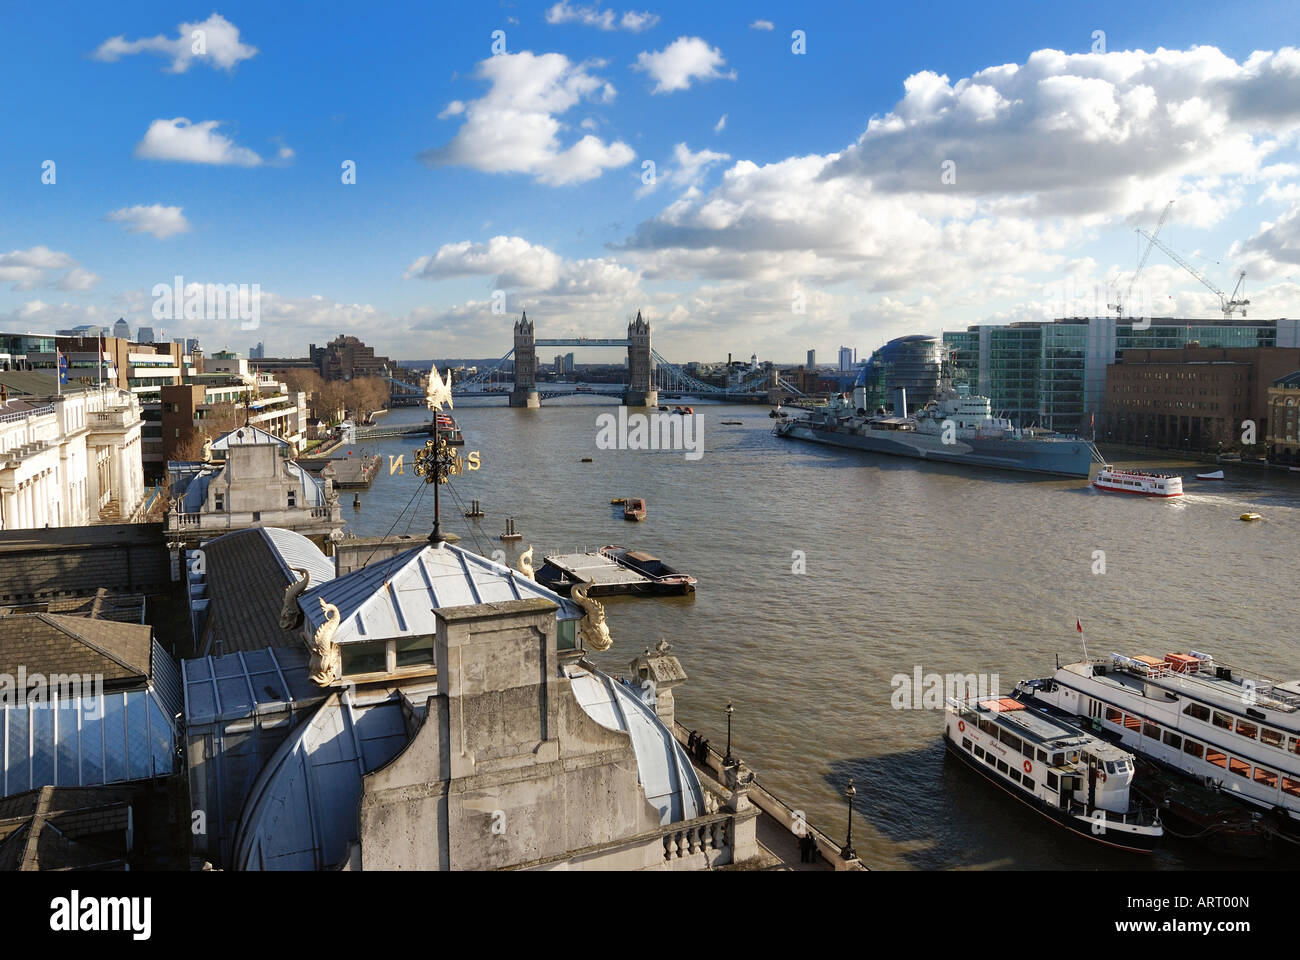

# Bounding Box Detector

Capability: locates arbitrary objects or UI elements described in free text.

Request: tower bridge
[447,312,804,407]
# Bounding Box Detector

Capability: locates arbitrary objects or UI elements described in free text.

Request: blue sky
[3,1,1299,363]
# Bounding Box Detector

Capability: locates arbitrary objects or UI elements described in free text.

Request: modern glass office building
[943,317,1300,434]
[857,335,945,413]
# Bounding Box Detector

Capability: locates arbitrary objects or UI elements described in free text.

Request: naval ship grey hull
[777,420,1099,477]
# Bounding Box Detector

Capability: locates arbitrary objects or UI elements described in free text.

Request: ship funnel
[892,386,908,417]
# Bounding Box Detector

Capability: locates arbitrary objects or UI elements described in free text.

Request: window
[1184,702,1211,721]
[1021,742,1035,759]
[996,760,1008,774]
[1183,739,1204,759]
[1290,737,1300,755]
[1023,779,1035,792]
[287,490,296,507]
[1052,753,1065,767]
[999,730,1021,751]
[1236,719,1258,739]
[1254,767,1278,788]
[1143,721,1160,739]
[973,746,985,759]
[1046,772,1058,790]
[557,619,577,651]
[1037,749,1047,763]
[1105,707,1123,724]
[1228,757,1251,778]
[1123,714,1141,731]
[1283,778,1300,799]
[962,738,972,751]
[1261,728,1284,748]
[979,719,997,736]
[341,641,387,676]
[1206,750,1228,769]
[985,752,997,768]
[1162,730,1182,750]
[1212,711,1233,730]
[395,634,434,668]
[1009,768,1022,784]
[214,495,224,511]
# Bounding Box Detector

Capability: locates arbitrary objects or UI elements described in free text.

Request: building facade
[1266,371,1300,464]
[1102,346,1300,451]
[0,385,145,530]
[311,335,393,381]
[944,317,1300,434]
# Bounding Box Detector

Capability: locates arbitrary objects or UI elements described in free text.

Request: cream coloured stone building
[0,381,145,530]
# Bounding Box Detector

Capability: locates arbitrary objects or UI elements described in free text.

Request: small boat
[658,405,669,411]
[599,545,697,594]
[1092,465,1183,497]
[430,412,464,445]
[580,457,593,463]
[622,497,646,521]
[1196,470,1225,480]
[721,419,742,425]
[945,690,1163,853]
[768,406,783,419]
[1240,512,1262,522]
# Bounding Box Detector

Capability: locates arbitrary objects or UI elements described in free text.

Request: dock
[538,552,644,595]
[297,454,381,489]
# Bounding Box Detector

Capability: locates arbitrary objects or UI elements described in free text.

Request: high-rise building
[943,316,1300,433]
[250,341,265,359]
[311,334,392,380]
[857,336,945,413]
[838,346,854,371]
[112,318,131,339]
[137,326,156,344]
[554,355,564,375]
[186,338,199,355]
[807,349,816,369]
[564,352,575,373]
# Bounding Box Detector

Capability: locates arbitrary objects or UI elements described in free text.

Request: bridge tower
[624,311,658,408]
[509,311,540,408]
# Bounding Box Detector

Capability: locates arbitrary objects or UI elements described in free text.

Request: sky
[2,1,1299,365]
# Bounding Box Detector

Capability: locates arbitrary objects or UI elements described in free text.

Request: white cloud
[134,118,266,166]
[633,36,736,94]
[421,52,635,185]
[545,3,660,32]
[406,235,641,301]
[92,13,257,73]
[714,113,727,132]
[750,20,774,31]
[638,142,731,197]
[105,204,192,240]
[0,247,95,292]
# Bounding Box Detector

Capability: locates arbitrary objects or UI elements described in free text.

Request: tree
[173,401,241,460]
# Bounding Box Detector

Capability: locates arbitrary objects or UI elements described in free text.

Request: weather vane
[413,435,457,543]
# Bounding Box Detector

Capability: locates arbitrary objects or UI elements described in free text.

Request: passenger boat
[622,497,646,521]
[1196,470,1225,480]
[1024,651,1300,837]
[1092,465,1182,497]
[436,413,464,445]
[599,545,697,594]
[944,692,1163,852]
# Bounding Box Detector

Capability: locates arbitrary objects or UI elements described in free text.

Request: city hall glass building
[942,317,1300,434]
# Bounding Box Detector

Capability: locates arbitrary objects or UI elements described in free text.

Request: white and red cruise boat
[944,693,1163,852]
[1092,465,1183,497]
[1024,651,1300,833]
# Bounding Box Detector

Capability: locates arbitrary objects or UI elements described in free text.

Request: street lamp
[724,700,735,766]
[841,778,858,861]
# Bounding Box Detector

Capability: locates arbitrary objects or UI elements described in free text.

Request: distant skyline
[4,2,1300,365]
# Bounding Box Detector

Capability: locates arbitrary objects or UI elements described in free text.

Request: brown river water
[343,397,1299,870]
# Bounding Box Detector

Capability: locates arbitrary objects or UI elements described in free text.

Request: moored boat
[944,692,1163,853]
[1023,651,1300,838]
[599,545,697,594]
[1240,512,1262,521]
[623,497,646,521]
[1092,465,1182,497]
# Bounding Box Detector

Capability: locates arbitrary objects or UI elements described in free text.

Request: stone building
[1266,370,1300,464]
[166,426,342,543]
[311,335,393,381]
[0,378,144,529]
[188,534,758,871]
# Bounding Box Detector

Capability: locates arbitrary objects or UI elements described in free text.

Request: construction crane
[1110,200,1174,318]
[1138,228,1249,319]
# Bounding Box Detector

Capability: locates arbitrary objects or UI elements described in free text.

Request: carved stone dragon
[570,580,612,652]
[278,567,310,630]
[309,596,342,685]
[517,544,535,581]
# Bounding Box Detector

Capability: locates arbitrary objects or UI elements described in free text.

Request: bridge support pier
[509,388,540,408]
[625,311,657,408]
[623,387,658,408]
[509,311,540,408]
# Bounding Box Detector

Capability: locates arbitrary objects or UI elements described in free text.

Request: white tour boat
[1092,465,1183,497]
[1024,651,1300,832]
[944,693,1163,853]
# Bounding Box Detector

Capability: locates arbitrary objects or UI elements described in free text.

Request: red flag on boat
[1076,619,1083,633]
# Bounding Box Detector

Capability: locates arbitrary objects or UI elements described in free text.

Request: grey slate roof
[0,614,152,685]
[1273,370,1300,388]
[299,541,582,645]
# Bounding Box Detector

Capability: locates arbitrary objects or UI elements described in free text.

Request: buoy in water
[465,498,485,518]
[500,517,522,541]
[353,494,361,509]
